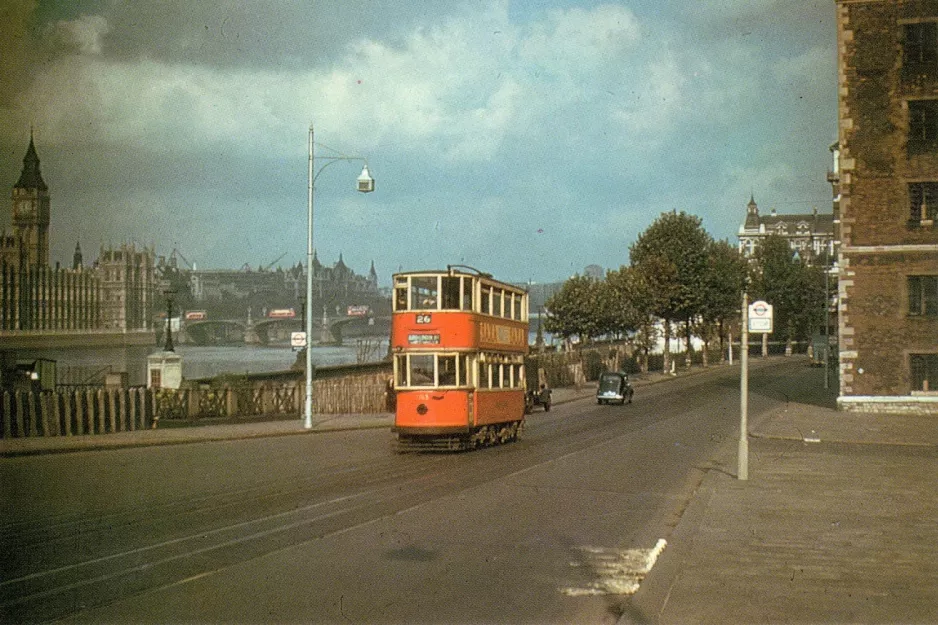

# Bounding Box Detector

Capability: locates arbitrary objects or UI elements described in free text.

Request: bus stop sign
[748,300,773,334]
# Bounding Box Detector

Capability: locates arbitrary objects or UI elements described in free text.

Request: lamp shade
[357,165,375,193]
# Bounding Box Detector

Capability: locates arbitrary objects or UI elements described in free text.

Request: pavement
[623,376,938,624]
[3,359,937,624]
[0,378,608,457]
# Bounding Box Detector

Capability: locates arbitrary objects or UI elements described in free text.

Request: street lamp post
[163,289,176,352]
[304,124,374,429]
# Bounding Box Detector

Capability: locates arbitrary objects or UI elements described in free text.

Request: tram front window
[411,277,438,310]
[438,355,457,386]
[409,354,435,386]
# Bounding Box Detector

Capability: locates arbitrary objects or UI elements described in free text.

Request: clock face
[14,201,37,219]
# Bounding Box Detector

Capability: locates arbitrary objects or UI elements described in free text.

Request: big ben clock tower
[11,131,51,267]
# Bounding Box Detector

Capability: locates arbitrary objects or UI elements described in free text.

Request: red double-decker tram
[391,267,529,451]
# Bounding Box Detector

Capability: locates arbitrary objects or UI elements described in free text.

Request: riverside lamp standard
[163,289,176,352]
[303,124,374,429]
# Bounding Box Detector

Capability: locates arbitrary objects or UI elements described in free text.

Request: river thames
[14,340,390,386]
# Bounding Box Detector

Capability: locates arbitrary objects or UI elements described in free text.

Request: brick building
[835,0,938,413]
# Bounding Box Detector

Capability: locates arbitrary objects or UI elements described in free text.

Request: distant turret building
[737,195,835,263]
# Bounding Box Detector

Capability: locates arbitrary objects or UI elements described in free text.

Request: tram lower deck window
[438,355,457,386]
[409,354,435,386]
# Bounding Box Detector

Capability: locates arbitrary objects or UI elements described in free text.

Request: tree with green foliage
[630,211,713,372]
[543,274,607,345]
[698,240,748,365]
[605,266,658,372]
[749,234,827,351]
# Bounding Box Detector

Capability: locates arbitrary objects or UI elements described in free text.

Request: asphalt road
[1,358,810,624]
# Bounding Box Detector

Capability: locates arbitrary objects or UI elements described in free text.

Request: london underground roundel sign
[748,300,773,333]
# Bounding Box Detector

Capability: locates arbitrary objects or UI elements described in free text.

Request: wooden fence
[1,362,394,439]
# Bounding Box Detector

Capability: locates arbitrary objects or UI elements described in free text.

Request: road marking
[561,538,666,596]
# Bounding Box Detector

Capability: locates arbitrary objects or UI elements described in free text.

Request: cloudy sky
[0,0,836,284]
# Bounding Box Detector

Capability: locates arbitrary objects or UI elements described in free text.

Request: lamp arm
[312,155,369,185]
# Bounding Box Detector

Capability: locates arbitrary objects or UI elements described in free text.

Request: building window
[908,275,938,317]
[908,100,938,154]
[910,353,938,392]
[904,22,938,71]
[909,182,938,219]
[909,181,938,224]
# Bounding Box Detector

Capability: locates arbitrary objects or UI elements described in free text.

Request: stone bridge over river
[161,315,391,347]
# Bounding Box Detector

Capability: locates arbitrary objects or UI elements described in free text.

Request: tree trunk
[685,318,693,369]
[718,320,726,364]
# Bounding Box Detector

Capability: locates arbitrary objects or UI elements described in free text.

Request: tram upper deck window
[493,288,504,317]
[411,276,438,310]
[481,285,491,315]
[394,276,407,312]
[462,276,473,311]
[441,277,460,310]
[512,292,524,321]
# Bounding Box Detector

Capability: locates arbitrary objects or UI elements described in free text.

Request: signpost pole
[739,292,749,481]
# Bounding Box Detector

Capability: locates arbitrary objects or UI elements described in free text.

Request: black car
[596,372,633,405]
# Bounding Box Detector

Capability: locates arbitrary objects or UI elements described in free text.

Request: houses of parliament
[1,133,155,334]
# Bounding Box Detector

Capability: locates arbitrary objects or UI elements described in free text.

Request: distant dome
[584,264,604,279]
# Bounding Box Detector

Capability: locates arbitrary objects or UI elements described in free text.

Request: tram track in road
[0,453,470,623]
[1,450,448,552]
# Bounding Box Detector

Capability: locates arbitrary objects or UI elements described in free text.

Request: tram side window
[462,277,473,311]
[458,354,470,386]
[512,293,523,321]
[481,286,491,315]
[479,361,492,389]
[441,277,460,310]
[395,286,407,311]
[409,354,435,386]
[514,363,524,388]
[493,289,504,318]
[394,356,408,387]
[411,277,438,310]
[438,355,457,386]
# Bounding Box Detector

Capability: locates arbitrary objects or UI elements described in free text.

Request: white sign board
[291,331,307,350]
[748,300,773,334]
